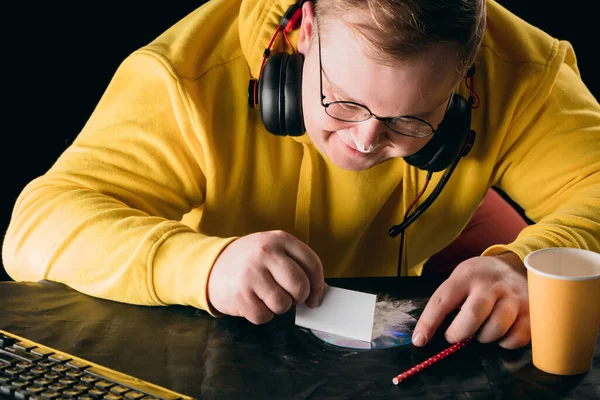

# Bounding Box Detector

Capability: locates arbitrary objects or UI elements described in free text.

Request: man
[3,0,599,351]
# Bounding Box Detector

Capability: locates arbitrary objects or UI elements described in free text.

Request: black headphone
[249,51,306,137]
[248,1,478,273]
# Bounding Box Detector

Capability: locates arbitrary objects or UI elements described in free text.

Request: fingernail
[306,297,318,308]
[412,331,427,347]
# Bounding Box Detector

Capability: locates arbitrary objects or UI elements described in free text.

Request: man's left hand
[412,252,530,349]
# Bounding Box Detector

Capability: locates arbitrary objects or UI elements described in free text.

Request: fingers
[497,314,531,349]
[476,298,519,343]
[277,231,326,307]
[453,299,529,348]
[268,255,311,306]
[412,276,469,347]
[239,291,274,325]
[255,265,295,314]
[246,230,324,320]
[445,291,497,343]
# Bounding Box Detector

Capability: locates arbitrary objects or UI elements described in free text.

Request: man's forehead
[317,17,461,114]
[320,45,459,117]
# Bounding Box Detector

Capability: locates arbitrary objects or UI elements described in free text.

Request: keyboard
[0,329,195,400]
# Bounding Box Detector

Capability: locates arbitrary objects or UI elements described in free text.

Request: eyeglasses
[316,26,447,139]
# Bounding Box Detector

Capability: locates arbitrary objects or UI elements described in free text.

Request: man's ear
[297,0,316,55]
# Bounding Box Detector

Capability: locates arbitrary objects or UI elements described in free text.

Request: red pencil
[392,335,475,385]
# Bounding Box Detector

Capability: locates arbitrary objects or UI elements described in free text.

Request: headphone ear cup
[404,93,471,172]
[258,53,285,135]
[258,52,305,136]
[282,52,305,136]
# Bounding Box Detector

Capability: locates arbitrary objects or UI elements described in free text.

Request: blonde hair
[315,0,486,70]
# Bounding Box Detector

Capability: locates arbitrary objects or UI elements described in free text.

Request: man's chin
[328,148,381,171]
[310,131,386,170]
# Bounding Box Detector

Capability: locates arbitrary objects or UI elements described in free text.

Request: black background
[1,1,597,280]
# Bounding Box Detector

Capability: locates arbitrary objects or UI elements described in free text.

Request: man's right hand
[207,230,326,324]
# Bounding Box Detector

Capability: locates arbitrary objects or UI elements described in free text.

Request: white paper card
[294,286,376,342]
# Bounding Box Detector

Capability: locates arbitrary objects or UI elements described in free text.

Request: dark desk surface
[1,277,598,400]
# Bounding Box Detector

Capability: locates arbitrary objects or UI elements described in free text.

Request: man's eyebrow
[324,70,362,103]
[411,96,450,119]
[326,71,449,119]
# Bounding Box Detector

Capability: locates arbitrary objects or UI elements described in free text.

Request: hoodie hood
[239,0,300,79]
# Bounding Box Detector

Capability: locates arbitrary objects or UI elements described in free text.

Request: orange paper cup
[524,247,600,375]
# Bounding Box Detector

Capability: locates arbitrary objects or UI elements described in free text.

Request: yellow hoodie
[3,0,600,314]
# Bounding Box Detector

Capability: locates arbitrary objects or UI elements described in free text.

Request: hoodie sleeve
[483,41,600,259]
[2,50,236,314]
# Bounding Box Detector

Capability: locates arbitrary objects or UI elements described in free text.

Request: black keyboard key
[68,359,91,369]
[59,376,79,386]
[47,382,68,392]
[33,376,54,386]
[26,384,46,394]
[0,384,12,396]
[16,360,35,369]
[31,346,56,358]
[19,371,38,380]
[4,366,26,376]
[66,368,86,378]
[11,379,31,389]
[105,394,124,400]
[0,351,20,365]
[0,334,17,347]
[96,379,116,390]
[0,373,13,384]
[0,347,42,363]
[80,375,98,385]
[89,387,108,397]
[30,366,49,375]
[38,360,56,368]
[124,392,145,399]
[73,383,92,392]
[14,389,28,400]
[111,385,131,395]
[0,359,11,370]
[85,367,181,400]
[78,396,95,400]
[44,371,61,380]
[48,353,72,363]
[40,388,61,398]
[51,363,70,373]
[14,340,38,351]
[63,387,84,397]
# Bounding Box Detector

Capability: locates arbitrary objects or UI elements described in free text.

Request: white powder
[371,296,420,340]
[336,129,382,154]
[354,141,377,154]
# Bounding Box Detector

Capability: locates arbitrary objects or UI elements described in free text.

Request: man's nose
[353,117,385,148]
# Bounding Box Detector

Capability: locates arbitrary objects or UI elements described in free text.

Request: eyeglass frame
[316,23,451,139]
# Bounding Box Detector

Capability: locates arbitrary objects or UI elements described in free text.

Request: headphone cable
[391,129,475,276]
